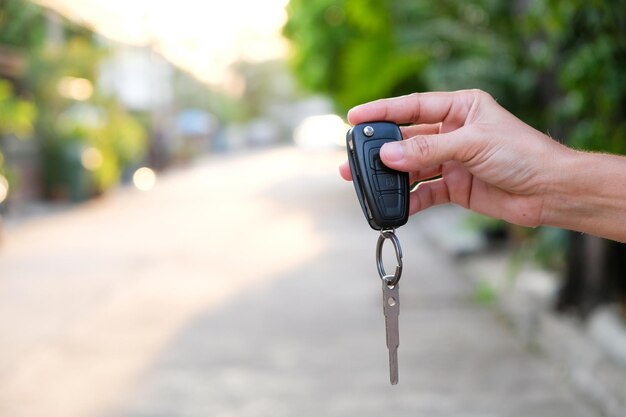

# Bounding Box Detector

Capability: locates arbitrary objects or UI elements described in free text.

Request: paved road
[0,147,594,417]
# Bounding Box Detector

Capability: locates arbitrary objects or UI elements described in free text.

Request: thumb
[380,129,470,171]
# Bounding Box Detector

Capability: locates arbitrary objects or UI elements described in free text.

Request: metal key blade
[382,281,400,385]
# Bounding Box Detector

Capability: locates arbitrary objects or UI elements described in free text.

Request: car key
[346,122,409,385]
[377,229,403,385]
[346,122,409,230]
[383,279,400,384]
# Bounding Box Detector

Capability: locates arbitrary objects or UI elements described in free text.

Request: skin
[339,89,626,242]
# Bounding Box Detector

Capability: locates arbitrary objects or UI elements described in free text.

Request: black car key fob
[346,122,409,230]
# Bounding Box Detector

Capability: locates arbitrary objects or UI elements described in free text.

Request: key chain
[346,122,410,385]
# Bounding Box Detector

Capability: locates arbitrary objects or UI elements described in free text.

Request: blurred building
[98,44,176,169]
[99,45,173,112]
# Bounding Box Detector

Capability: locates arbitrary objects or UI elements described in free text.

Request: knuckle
[468,88,484,96]
[408,136,435,163]
[471,88,494,103]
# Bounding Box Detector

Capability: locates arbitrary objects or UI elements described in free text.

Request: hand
[339,89,573,228]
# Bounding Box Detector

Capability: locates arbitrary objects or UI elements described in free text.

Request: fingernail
[381,142,404,162]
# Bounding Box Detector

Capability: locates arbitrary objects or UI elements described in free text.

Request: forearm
[543,149,626,242]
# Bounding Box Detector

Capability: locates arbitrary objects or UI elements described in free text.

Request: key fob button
[369,148,386,171]
[379,193,403,218]
[374,173,400,191]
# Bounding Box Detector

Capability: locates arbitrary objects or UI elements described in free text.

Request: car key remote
[346,121,409,385]
[346,122,409,230]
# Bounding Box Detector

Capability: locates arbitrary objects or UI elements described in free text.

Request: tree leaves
[284,0,626,155]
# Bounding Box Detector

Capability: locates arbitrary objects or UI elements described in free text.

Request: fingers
[380,129,472,172]
[339,161,441,184]
[347,90,480,128]
[409,166,442,184]
[340,162,442,185]
[338,161,352,181]
[408,178,451,215]
[340,123,442,182]
[400,123,441,138]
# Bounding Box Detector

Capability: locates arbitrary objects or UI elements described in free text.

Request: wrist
[542,148,626,241]
[542,148,591,228]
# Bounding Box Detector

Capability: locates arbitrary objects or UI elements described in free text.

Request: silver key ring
[376,229,403,287]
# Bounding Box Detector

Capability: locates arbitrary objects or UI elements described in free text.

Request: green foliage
[284,0,626,154]
[284,0,425,111]
[284,0,528,114]
[0,0,46,48]
[0,78,36,193]
[528,0,626,153]
[0,0,149,200]
[0,79,36,138]
[55,100,147,194]
[464,212,506,235]
[472,280,497,305]
[25,36,121,199]
[0,0,150,201]
[97,104,147,191]
[530,227,567,271]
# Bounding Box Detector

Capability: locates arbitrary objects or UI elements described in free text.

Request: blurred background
[1,0,625,416]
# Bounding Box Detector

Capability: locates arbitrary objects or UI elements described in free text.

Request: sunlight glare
[294,115,350,150]
[37,0,290,89]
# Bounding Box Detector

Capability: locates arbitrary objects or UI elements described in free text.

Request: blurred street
[0,147,594,417]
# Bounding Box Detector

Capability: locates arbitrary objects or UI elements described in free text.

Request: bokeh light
[81,146,104,171]
[0,174,9,204]
[132,167,156,191]
[57,76,94,101]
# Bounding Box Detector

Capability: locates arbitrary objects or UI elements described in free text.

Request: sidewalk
[416,204,626,417]
[0,148,597,417]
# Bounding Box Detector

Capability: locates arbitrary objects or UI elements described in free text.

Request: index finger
[347,90,477,129]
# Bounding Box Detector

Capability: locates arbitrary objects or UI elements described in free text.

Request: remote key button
[374,174,400,191]
[378,193,403,218]
[369,148,386,171]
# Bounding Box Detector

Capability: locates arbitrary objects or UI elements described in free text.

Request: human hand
[339,89,573,228]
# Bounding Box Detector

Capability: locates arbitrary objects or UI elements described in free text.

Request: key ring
[376,229,403,287]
